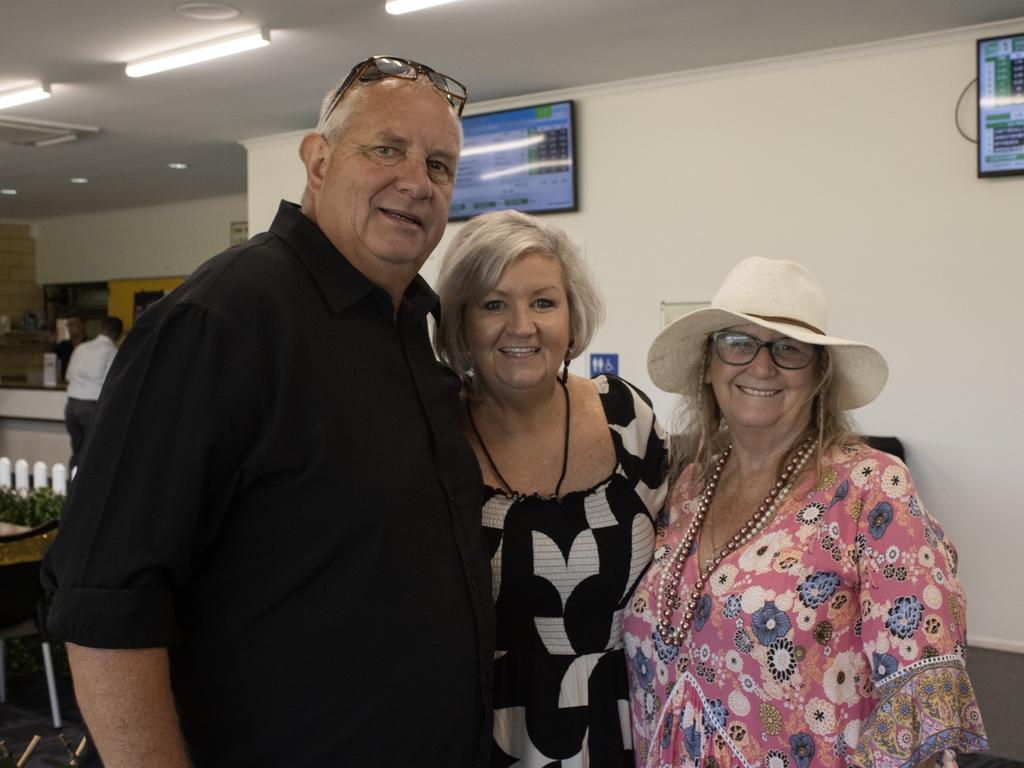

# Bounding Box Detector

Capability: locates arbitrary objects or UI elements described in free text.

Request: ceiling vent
[0,115,100,147]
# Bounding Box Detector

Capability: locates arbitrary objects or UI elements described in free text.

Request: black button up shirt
[43,201,494,766]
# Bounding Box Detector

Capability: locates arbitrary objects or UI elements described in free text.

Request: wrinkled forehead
[720,323,785,340]
[350,77,461,136]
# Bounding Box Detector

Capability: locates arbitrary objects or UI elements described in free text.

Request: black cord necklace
[467,376,570,499]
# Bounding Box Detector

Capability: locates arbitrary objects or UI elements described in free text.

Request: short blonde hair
[434,210,604,391]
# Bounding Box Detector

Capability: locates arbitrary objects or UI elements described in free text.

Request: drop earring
[561,340,575,384]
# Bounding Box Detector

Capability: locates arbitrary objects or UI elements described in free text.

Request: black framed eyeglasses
[711,331,816,370]
[321,55,468,124]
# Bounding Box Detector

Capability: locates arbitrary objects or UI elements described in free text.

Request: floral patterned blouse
[623,443,987,768]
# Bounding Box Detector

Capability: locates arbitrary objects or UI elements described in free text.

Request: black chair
[864,435,906,463]
[0,519,62,728]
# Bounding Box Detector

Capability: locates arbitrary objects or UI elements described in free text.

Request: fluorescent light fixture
[70,177,89,184]
[0,84,51,111]
[125,29,270,78]
[35,133,78,147]
[0,189,17,196]
[480,159,573,181]
[385,0,460,15]
[461,135,545,158]
[168,162,190,170]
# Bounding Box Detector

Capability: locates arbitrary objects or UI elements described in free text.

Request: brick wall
[0,223,43,327]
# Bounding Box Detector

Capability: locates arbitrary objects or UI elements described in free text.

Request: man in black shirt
[53,311,87,380]
[43,57,492,767]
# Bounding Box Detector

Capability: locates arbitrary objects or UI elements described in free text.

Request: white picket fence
[0,457,67,495]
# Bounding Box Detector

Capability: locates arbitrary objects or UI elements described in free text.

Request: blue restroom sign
[589,353,619,377]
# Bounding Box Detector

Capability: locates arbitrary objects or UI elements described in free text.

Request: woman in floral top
[629,257,986,768]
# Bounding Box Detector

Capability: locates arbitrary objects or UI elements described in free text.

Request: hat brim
[647,307,888,410]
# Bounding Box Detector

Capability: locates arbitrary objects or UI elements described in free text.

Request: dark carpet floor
[961,758,1024,768]
[0,671,89,767]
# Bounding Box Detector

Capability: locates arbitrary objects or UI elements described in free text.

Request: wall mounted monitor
[450,100,577,220]
[977,32,1024,177]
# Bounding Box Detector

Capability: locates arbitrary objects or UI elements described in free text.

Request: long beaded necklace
[466,376,571,499]
[655,436,815,647]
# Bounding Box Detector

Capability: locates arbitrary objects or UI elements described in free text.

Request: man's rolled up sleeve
[43,301,265,648]
[46,586,179,648]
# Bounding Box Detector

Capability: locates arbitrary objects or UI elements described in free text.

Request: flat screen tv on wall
[450,100,577,220]
[977,31,1024,177]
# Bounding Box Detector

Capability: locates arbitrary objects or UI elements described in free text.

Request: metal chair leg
[41,640,62,728]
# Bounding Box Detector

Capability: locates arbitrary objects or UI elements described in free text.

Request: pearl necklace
[655,437,815,647]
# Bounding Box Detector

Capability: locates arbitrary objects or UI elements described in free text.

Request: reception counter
[0,384,69,466]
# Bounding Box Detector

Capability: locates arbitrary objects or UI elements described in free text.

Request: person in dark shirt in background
[52,311,87,380]
[43,56,493,767]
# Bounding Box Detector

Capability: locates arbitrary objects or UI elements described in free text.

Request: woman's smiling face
[706,324,818,440]
[465,251,571,398]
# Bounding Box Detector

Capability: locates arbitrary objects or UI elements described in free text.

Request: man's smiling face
[307,79,461,289]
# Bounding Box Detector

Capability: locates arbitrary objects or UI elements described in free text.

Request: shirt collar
[268,200,438,317]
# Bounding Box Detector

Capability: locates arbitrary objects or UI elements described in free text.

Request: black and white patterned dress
[485,375,668,767]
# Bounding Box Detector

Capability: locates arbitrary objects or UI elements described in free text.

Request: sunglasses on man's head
[321,55,468,124]
[711,331,816,370]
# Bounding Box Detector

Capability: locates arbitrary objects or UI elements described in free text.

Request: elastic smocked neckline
[484,467,621,503]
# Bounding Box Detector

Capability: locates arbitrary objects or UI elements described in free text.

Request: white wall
[250,21,1023,650]
[0,387,68,467]
[35,193,247,284]
[0,419,68,468]
[242,133,308,235]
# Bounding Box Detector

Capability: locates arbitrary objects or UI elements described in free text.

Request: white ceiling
[2,0,1023,219]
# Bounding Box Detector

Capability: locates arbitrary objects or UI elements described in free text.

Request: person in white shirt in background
[64,315,123,470]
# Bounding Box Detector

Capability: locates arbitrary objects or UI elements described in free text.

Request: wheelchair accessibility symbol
[589,353,619,377]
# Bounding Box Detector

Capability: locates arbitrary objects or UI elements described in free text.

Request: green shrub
[0,487,68,676]
[0,486,66,527]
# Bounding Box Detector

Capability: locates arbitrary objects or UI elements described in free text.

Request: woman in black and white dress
[435,210,667,767]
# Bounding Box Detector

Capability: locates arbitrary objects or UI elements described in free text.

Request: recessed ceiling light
[125,29,270,78]
[385,0,461,14]
[168,162,190,170]
[0,84,51,111]
[175,2,241,20]
[70,177,89,184]
[1,189,17,196]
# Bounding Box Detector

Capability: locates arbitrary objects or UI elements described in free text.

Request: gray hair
[300,79,371,211]
[434,210,605,391]
[314,77,367,143]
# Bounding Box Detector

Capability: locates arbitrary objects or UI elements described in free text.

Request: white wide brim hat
[647,257,888,410]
